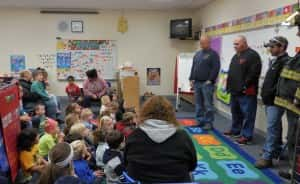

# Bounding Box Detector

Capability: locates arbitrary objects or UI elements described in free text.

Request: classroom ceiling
[0,0,212,10]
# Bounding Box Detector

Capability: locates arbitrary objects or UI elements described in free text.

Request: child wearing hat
[38,118,64,158]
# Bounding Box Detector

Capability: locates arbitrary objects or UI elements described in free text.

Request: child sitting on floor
[38,118,64,158]
[18,128,47,183]
[69,123,94,157]
[115,112,137,138]
[71,140,104,184]
[103,130,126,184]
[65,75,81,102]
[100,95,111,115]
[65,102,82,117]
[31,103,46,133]
[80,108,97,130]
[63,113,81,135]
[98,116,114,133]
[94,130,109,168]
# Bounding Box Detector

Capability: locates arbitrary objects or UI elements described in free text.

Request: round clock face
[58,21,69,32]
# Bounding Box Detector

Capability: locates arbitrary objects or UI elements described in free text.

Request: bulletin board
[56,39,118,80]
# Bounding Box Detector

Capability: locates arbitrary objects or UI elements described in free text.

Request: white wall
[0,9,195,96]
[194,0,297,134]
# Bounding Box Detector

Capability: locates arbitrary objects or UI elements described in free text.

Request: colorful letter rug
[179,119,282,184]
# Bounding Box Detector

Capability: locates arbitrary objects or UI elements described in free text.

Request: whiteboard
[220,26,299,78]
[177,53,195,93]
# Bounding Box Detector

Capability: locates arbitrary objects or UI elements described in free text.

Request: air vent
[40,9,99,14]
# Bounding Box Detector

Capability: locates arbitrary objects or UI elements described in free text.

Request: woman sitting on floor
[124,96,197,183]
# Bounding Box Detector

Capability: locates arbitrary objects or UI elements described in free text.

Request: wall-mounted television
[170,18,192,39]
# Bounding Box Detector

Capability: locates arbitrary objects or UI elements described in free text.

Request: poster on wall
[38,54,56,69]
[216,70,231,105]
[56,39,117,80]
[147,68,161,86]
[10,55,25,73]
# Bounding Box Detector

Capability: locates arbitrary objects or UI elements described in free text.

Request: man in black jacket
[189,35,220,130]
[255,36,290,169]
[225,35,262,145]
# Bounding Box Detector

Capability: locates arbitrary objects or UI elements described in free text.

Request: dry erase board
[220,26,299,78]
[56,39,117,80]
[176,53,195,93]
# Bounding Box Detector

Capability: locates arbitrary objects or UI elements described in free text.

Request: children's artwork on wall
[37,54,56,69]
[56,39,117,80]
[147,68,161,86]
[10,55,25,73]
[216,70,231,105]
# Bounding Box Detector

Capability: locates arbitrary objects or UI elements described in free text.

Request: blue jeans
[194,81,215,126]
[262,105,284,160]
[230,95,257,139]
[44,98,58,119]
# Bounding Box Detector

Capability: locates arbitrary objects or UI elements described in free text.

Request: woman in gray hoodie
[124,96,197,183]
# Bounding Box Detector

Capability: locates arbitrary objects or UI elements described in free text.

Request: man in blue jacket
[189,35,220,130]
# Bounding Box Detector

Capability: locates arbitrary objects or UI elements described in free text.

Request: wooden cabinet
[118,74,140,112]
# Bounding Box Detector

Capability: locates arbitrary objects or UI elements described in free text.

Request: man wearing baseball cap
[255,36,290,169]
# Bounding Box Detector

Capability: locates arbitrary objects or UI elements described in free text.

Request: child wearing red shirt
[65,76,81,102]
[115,112,137,138]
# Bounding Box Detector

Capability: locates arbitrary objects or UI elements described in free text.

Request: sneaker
[278,170,291,180]
[236,136,252,145]
[202,124,213,131]
[254,159,273,169]
[223,131,240,138]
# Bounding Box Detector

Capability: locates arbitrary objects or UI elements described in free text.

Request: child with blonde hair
[100,95,111,115]
[80,108,96,130]
[98,116,114,133]
[63,113,81,135]
[71,140,104,184]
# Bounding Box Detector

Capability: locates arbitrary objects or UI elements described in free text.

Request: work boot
[254,159,273,169]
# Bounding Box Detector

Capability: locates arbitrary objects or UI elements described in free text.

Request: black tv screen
[170,18,192,39]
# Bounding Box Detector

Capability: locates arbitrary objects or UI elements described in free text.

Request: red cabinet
[0,82,20,182]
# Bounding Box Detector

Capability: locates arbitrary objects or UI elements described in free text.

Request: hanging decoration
[118,12,128,34]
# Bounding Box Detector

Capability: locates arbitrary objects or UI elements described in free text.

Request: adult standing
[274,14,300,180]
[189,35,220,130]
[125,96,197,183]
[255,36,290,168]
[82,69,108,107]
[225,36,262,145]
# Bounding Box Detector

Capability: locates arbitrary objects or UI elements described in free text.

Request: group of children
[17,70,139,184]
